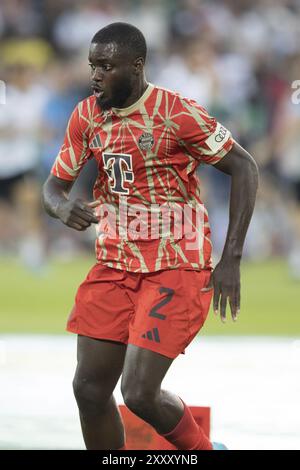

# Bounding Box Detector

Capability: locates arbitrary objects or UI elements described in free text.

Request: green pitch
[0,258,299,336]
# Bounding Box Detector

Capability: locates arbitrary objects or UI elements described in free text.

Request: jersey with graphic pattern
[51,83,234,272]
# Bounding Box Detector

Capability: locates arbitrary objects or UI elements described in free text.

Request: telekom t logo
[102,153,134,195]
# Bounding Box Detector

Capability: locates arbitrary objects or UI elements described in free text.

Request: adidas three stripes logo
[90,134,102,149]
[141,328,160,343]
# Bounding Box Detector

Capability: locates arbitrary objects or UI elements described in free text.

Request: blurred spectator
[0,0,44,37]
[53,0,124,54]
[125,0,168,53]
[157,41,219,108]
[0,40,51,269]
[40,59,85,176]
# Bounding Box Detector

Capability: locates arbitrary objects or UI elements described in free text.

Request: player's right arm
[42,101,99,231]
[42,175,99,231]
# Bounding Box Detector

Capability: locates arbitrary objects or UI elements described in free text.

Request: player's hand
[56,198,100,231]
[201,258,241,323]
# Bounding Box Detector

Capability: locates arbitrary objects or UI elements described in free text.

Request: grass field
[0,257,299,335]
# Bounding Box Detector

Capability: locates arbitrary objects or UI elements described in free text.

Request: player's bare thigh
[73,335,127,410]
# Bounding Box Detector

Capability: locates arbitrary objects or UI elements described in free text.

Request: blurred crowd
[0,0,300,277]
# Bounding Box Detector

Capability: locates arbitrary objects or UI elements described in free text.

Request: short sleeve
[178,97,234,165]
[51,103,92,180]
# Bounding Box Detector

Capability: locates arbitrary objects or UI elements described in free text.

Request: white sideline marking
[0,335,299,450]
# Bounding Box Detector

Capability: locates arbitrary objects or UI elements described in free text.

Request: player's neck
[120,77,149,109]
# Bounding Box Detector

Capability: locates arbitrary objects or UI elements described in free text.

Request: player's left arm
[205,141,259,322]
[177,98,258,322]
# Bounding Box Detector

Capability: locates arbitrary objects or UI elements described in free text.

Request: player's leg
[121,344,183,432]
[67,263,135,449]
[73,335,127,450]
[121,268,214,450]
[121,345,212,450]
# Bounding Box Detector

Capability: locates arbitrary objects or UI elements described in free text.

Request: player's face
[89,42,135,110]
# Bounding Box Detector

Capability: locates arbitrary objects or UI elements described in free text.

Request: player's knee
[121,381,158,417]
[72,376,109,416]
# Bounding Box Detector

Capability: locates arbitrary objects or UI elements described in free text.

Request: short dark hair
[91,22,147,61]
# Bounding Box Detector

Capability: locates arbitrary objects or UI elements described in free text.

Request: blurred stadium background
[0,0,300,450]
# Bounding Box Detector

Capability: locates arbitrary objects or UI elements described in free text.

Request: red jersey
[51,83,234,272]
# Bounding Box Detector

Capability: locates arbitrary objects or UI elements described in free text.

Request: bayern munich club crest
[138,132,154,150]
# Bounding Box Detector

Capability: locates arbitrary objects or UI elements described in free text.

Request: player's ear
[133,57,144,74]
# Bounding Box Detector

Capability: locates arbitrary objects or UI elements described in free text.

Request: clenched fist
[57,198,100,231]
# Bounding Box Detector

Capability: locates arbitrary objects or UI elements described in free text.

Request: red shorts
[67,263,213,359]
